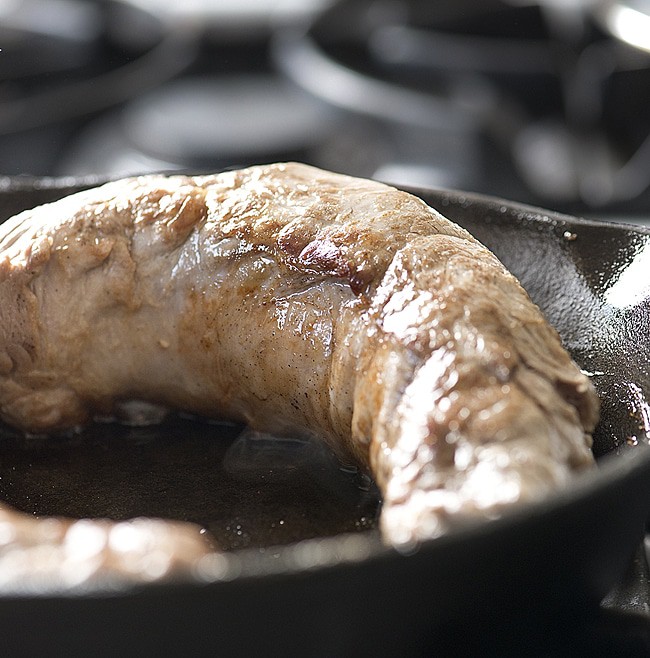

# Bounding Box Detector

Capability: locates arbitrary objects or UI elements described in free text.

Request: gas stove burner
[57,74,387,179]
[273,0,650,213]
[0,1,196,135]
[0,0,197,175]
[122,75,340,169]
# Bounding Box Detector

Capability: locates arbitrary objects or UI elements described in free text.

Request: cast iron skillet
[0,177,649,655]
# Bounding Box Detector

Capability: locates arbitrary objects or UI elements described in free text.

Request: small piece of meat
[0,163,598,587]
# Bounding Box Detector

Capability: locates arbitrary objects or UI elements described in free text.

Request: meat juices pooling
[0,163,598,584]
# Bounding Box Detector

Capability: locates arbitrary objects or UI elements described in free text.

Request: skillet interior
[0,178,649,654]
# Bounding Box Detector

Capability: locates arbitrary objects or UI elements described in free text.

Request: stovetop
[2,0,650,653]
[3,0,650,217]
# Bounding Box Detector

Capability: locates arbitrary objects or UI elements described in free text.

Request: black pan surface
[0,178,649,655]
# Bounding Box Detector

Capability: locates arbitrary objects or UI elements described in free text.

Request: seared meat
[0,163,598,585]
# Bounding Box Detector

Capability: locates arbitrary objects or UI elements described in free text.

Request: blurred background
[1,0,650,221]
